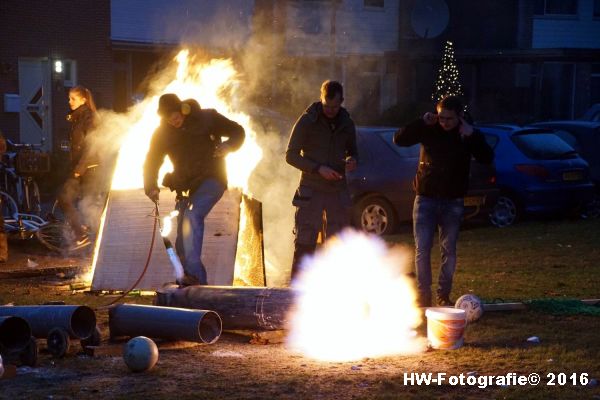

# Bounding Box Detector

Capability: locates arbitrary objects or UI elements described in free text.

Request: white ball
[123,336,159,372]
[455,294,484,323]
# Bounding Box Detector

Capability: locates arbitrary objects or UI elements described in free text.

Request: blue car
[347,127,498,235]
[476,124,595,227]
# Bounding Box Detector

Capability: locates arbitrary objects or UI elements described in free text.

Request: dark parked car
[476,124,595,226]
[529,121,600,185]
[529,120,600,218]
[346,127,499,235]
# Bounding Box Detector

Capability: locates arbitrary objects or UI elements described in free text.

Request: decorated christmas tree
[432,41,464,104]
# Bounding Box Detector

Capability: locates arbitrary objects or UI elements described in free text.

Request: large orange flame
[111,49,262,192]
[85,50,262,285]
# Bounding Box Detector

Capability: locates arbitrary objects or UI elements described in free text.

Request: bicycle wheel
[36,221,93,254]
[0,190,19,220]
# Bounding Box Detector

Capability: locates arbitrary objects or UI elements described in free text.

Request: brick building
[0,0,113,153]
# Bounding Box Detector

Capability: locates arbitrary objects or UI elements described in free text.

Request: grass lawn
[385,217,600,302]
[0,218,599,399]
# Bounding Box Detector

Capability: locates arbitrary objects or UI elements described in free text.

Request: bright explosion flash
[287,230,426,362]
[110,49,262,192]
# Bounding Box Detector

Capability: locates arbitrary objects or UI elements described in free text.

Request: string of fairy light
[432,41,464,104]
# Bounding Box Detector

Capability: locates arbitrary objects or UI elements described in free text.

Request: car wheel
[489,195,518,227]
[354,196,397,235]
[581,193,600,219]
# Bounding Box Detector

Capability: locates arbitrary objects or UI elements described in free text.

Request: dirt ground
[1,238,599,399]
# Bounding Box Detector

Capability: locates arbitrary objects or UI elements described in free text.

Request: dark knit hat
[157,93,182,117]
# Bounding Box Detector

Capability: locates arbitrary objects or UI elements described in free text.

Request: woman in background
[58,85,99,244]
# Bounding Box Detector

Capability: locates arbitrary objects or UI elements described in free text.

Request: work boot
[436,293,454,307]
[179,274,201,287]
[75,234,90,246]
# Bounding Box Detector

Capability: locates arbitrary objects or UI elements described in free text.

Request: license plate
[464,196,484,207]
[562,171,583,181]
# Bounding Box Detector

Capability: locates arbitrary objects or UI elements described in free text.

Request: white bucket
[425,307,466,350]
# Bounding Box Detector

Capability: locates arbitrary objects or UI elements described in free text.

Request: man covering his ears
[144,93,245,286]
[393,95,494,307]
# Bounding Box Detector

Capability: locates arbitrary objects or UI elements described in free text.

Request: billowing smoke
[245,116,298,287]
[70,105,146,233]
[76,1,394,286]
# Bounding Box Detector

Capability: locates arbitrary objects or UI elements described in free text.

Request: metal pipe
[108,304,222,344]
[155,286,296,330]
[0,316,31,352]
[0,305,96,339]
[482,298,600,312]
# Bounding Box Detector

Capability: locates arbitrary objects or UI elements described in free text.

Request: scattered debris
[70,282,88,291]
[249,330,285,345]
[211,350,244,358]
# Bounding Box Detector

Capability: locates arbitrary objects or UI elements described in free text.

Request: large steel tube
[0,305,96,339]
[155,286,296,330]
[108,304,222,344]
[0,316,31,352]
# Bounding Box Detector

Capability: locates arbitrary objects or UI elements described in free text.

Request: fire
[87,50,263,285]
[287,230,426,362]
[110,49,262,192]
[161,210,179,237]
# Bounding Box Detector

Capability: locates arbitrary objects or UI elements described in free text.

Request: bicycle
[0,190,93,255]
[0,139,48,216]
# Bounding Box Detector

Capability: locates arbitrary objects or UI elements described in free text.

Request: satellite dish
[411,0,449,39]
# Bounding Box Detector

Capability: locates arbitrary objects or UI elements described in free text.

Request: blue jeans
[176,179,225,284]
[413,195,464,301]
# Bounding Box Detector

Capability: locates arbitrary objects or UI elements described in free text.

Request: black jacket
[393,118,494,199]
[286,102,358,192]
[67,104,97,175]
[143,107,245,196]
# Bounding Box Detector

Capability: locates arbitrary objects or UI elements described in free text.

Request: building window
[364,0,384,8]
[541,63,575,119]
[534,0,578,15]
[594,0,600,17]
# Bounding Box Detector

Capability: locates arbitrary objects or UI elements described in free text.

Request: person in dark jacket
[144,93,245,285]
[57,85,99,244]
[286,80,358,280]
[393,95,494,307]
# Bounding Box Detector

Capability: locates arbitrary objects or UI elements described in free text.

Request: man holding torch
[144,94,245,286]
